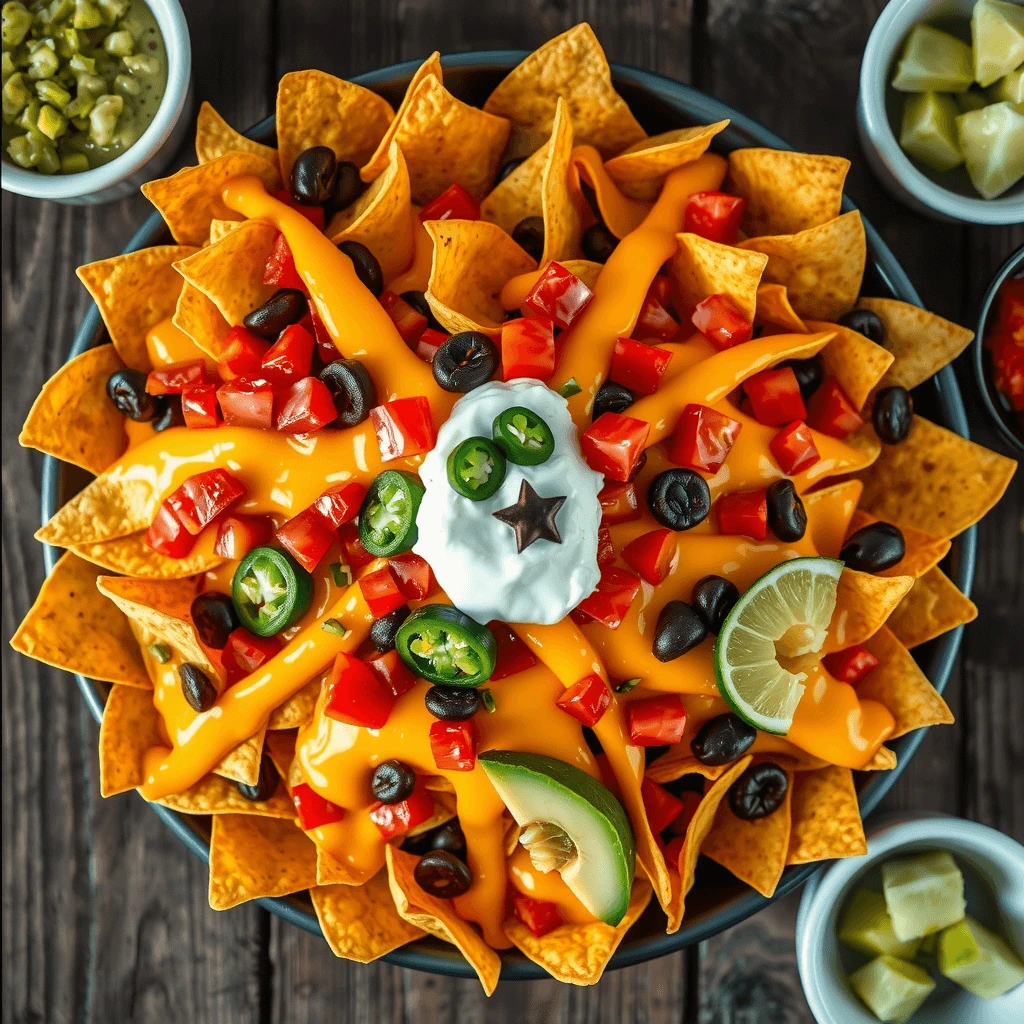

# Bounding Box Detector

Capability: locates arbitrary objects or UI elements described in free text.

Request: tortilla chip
[863,746,898,771]
[263,728,297,779]
[98,683,164,796]
[670,234,768,322]
[786,766,866,865]
[208,218,240,245]
[11,552,149,687]
[809,320,894,410]
[141,153,281,246]
[647,754,732,786]
[317,847,373,886]
[738,211,866,321]
[19,344,126,475]
[154,771,297,818]
[570,146,653,239]
[327,141,415,282]
[208,813,318,909]
[857,297,975,392]
[887,567,978,649]
[311,872,425,962]
[483,24,645,158]
[173,279,232,358]
[857,416,1017,540]
[211,728,267,787]
[77,246,197,370]
[424,219,536,338]
[728,149,849,236]
[560,260,604,291]
[195,100,278,165]
[385,845,501,995]
[846,511,950,580]
[825,569,915,654]
[268,678,321,730]
[756,283,807,333]
[72,530,225,580]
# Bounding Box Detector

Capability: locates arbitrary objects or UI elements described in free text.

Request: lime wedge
[848,955,936,1023]
[882,850,966,941]
[956,101,1024,198]
[957,87,990,113]
[714,556,841,735]
[938,916,1024,998]
[892,23,974,93]
[900,92,964,171]
[988,65,1024,106]
[972,0,1024,88]
[839,888,922,959]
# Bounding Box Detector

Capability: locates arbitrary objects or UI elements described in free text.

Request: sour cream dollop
[413,379,604,625]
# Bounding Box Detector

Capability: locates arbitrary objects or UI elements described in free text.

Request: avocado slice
[881,850,966,941]
[938,916,1024,999]
[479,750,635,925]
[848,955,936,1023]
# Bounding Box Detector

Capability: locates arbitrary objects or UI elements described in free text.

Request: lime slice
[714,556,842,735]
[938,916,1024,998]
[891,23,974,93]
[848,955,936,1023]
[882,850,966,941]
[956,101,1024,198]
[839,888,922,959]
[988,65,1024,106]
[956,87,990,113]
[900,92,964,171]
[972,0,1024,88]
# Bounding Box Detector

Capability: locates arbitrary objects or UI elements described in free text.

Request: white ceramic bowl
[1,0,192,205]
[858,0,1024,224]
[796,814,1024,1024]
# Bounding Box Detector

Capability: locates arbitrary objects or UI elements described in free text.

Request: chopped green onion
[329,562,352,587]
[148,643,171,664]
[615,677,641,694]
[480,688,496,713]
[321,618,348,637]
[557,377,582,398]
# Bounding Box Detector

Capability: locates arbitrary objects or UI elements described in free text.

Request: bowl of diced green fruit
[796,814,1024,1023]
[858,0,1024,223]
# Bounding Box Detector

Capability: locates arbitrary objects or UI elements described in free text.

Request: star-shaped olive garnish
[492,480,566,553]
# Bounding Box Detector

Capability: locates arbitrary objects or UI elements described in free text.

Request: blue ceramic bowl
[41,53,976,982]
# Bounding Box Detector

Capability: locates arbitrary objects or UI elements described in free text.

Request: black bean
[414,849,473,898]
[691,575,739,634]
[582,727,603,755]
[840,522,905,573]
[328,160,364,213]
[179,663,217,713]
[648,469,711,531]
[369,606,410,653]
[432,331,499,392]
[512,215,545,262]
[581,223,618,263]
[401,290,442,331]
[319,358,378,426]
[594,381,634,418]
[290,145,337,206]
[236,755,280,802]
[106,369,158,421]
[690,713,756,766]
[779,356,824,399]
[652,601,707,662]
[873,386,914,445]
[337,240,384,297]
[427,819,467,859]
[242,288,307,339]
[190,592,240,650]
[152,394,185,432]
[424,685,481,722]
[728,762,789,820]
[766,479,807,542]
[839,308,886,346]
[371,759,417,804]
[496,158,524,184]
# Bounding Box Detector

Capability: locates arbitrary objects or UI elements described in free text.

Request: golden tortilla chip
[857,297,975,392]
[195,100,278,165]
[728,149,850,236]
[483,24,645,158]
[77,246,197,370]
[570,145,653,239]
[317,847,373,887]
[809,320,894,409]
[72,530,225,580]
[825,569,915,654]
[19,344,126,475]
[670,233,768,322]
[786,766,866,865]
[172,279,233,359]
[560,259,604,290]
[887,567,978,649]
[424,219,536,338]
[847,510,950,580]
[210,728,267,787]
[11,551,149,688]
[756,283,807,333]
[98,683,164,796]
[209,813,318,909]
[268,678,321,730]
[647,753,731,785]
[739,211,866,321]
[385,845,501,995]
[154,771,297,818]
[208,218,240,245]
[857,415,1017,540]
[311,872,425,962]
[141,153,281,246]
[862,746,898,771]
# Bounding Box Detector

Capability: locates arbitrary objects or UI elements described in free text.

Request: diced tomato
[716,489,768,541]
[429,719,479,771]
[217,375,276,430]
[662,834,685,866]
[275,508,335,573]
[641,777,685,834]
[666,790,703,837]
[806,377,864,438]
[502,316,556,381]
[214,513,274,561]
[684,191,746,245]
[263,232,305,291]
[312,482,366,528]
[222,626,279,683]
[621,528,675,585]
[370,396,436,461]
[523,261,595,330]
[146,359,212,396]
[691,294,753,351]
[324,652,397,729]
[276,376,338,434]
[648,274,674,312]
[145,501,197,558]
[596,523,616,567]
[368,781,435,839]
[261,323,314,385]
[769,420,820,475]
[339,520,374,569]
[380,290,428,346]
[556,672,612,727]
[420,183,480,222]
[513,893,563,938]
[598,481,640,525]
[667,403,743,473]
[219,326,270,379]
[165,468,245,536]
[306,299,336,363]
[575,566,642,629]
[416,327,447,362]
[388,552,434,600]
[627,694,687,746]
[358,565,406,618]
[271,189,325,229]
[743,367,807,426]
[365,649,418,700]
[609,337,673,395]
[181,384,220,429]
[486,623,538,680]
[822,645,880,684]
[291,782,345,830]
[635,288,679,341]
[580,413,650,482]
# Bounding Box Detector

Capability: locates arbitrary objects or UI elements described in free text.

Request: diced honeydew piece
[957,101,1024,198]
[848,955,936,1023]
[892,23,974,93]
[972,0,1024,88]
[900,91,964,171]
[882,851,966,941]
[988,64,1024,106]
[938,916,1024,999]
[839,888,923,959]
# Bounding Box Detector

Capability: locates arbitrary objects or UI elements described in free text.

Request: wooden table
[3,2,1022,1020]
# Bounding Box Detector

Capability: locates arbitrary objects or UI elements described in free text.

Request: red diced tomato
[523,261,595,330]
[609,337,673,395]
[146,359,211,395]
[684,191,746,245]
[636,288,679,341]
[365,649,418,700]
[271,189,325,229]
[806,378,864,438]
[370,397,436,461]
[276,507,335,573]
[263,232,305,291]
[217,376,276,430]
[214,513,274,561]
[380,290,428,346]
[822,645,880,684]
[292,782,345,830]
[621,528,675,585]
[513,893,563,938]
[668,403,743,473]
[486,623,537,680]
[181,384,220,429]
[596,524,616,567]
[312,482,366,528]
[743,367,807,426]
[555,673,612,726]
[429,719,479,771]
[627,694,687,745]
[648,274,674,311]
[716,489,768,540]
[598,481,640,525]
[666,790,703,837]
[691,294,753,351]
[769,420,820,475]
[145,501,197,558]
[388,552,433,600]
[306,299,336,363]
[166,468,245,536]
[641,777,685,834]
[502,316,556,381]
[575,566,642,629]
[276,376,338,434]
[324,652,397,729]
[580,413,650,482]
[416,327,447,362]
[262,323,314,385]
[420,183,480,222]
[339,520,374,568]
[222,626,279,683]
[358,565,406,618]
[219,326,270,379]
[662,834,685,865]
[368,781,434,839]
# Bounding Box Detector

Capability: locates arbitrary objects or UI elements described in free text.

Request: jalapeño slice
[395,604,497,687]
[359,470,425,556]
[492,406,555,466]
[447,436,507,500]
[232,546,313,637]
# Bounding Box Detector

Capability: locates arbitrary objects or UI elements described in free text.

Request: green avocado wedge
[479,751,635,926]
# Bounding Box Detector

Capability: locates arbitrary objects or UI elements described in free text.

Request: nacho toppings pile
[13,24,1017,993]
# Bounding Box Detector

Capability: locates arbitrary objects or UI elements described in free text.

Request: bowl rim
[39,50,977,982]
[0,0,192,200]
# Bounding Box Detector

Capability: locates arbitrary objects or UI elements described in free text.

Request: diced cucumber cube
[938,916,1024,999]
[839,889,922,959]
[848,955,936,1023]
[957,101,1024,198]
[972,0,1024,88]
[892,24,974,94]
[900,91,964,171]
[881,851,966,941]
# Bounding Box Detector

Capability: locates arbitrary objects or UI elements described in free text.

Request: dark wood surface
[3,2,1022,1021]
